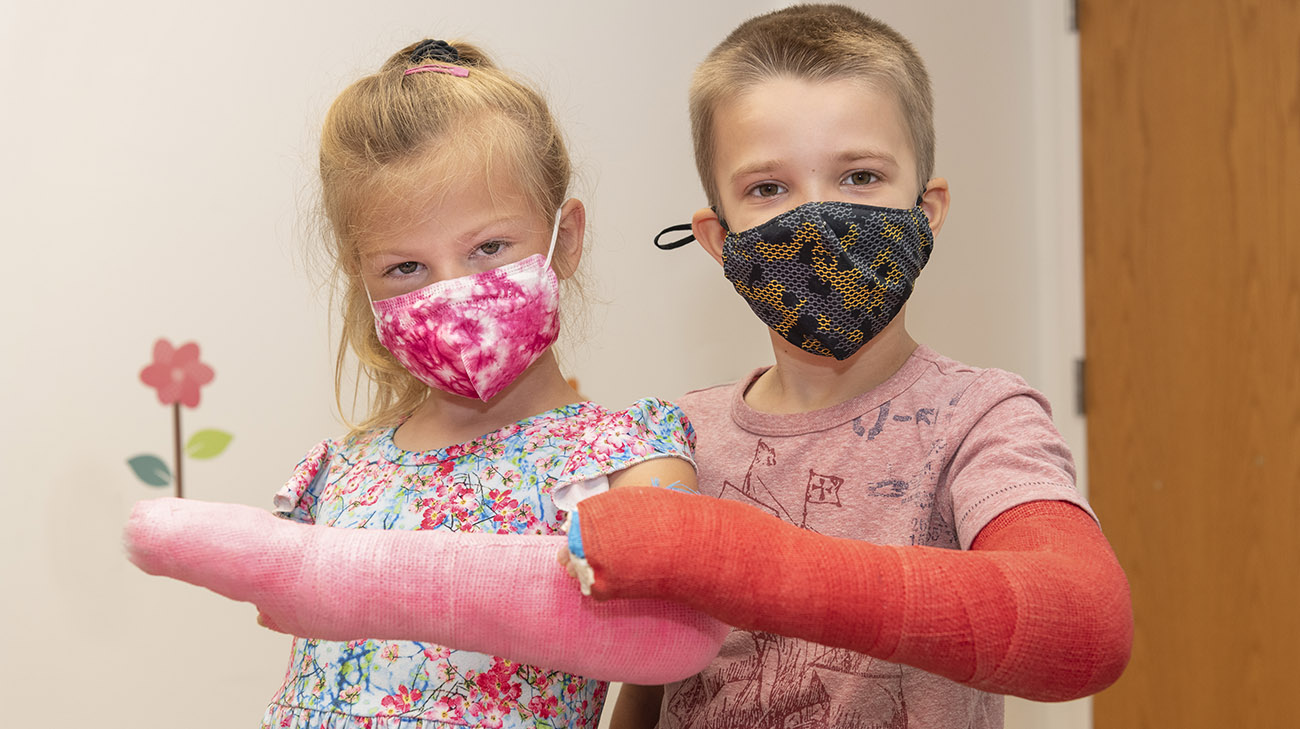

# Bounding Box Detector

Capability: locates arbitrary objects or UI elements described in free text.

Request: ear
[919,177,950,236]
[691,207,727,266]
[553,198,586,279]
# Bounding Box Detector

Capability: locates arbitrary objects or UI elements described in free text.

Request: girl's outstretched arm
[124,496,727,685]
[569,487,1132,702]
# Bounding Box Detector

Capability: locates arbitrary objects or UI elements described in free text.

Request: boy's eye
[843,171,879,186]
[749,182,787,198]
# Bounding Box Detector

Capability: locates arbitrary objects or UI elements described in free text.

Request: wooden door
[1079,0,1300,725]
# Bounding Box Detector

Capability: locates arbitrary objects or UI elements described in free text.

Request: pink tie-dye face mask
[370,216,562,402]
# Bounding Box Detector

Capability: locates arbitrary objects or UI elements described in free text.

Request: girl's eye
[843,171,879,186]
[749,182,787,198]
[478,240,503,255]
[393,261,421,275]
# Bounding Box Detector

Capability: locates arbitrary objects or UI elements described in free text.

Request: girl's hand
[257,611,284,633]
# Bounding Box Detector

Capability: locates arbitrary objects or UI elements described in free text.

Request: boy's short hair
[690,3,935,207]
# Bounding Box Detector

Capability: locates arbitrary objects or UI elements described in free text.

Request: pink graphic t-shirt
[661,345,1094,729]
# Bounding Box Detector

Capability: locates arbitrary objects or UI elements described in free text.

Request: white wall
[0,1,1088,727]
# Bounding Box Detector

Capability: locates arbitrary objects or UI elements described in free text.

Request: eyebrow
[836,148,899,168]
[729,159,784,183]
[729,149,900,183]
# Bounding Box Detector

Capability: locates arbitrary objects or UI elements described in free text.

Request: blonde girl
[126,38,724,729]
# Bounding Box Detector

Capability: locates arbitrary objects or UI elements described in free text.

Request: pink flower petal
[177,380,203,408]
[187,361,215,386]
[152,338,176,365]
[172,341,201,366]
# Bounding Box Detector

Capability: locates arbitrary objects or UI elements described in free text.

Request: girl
[127,38,724,728]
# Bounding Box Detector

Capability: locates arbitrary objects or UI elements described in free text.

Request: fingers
[557,546,579,579]
[257,610,285,633]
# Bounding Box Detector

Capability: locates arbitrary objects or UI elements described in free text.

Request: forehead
[355,143,539,249]
[712,76,917,181]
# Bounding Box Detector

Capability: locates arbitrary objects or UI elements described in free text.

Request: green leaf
[186,429,233,459]
[127,455,172,487]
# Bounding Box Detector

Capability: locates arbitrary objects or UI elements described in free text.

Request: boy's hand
[556,545,581,580]
[556,512,596,595]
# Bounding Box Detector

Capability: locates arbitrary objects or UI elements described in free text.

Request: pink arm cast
[124,497,727,685]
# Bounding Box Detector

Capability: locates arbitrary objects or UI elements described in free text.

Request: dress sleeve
[271,440,332,524]
[553,398,696,495]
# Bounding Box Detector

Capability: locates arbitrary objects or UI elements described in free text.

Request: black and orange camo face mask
[720,200,934,360]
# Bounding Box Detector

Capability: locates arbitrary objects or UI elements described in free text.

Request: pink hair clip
[404,63,469,78]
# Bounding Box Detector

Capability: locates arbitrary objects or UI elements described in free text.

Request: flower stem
[173,402,184,498]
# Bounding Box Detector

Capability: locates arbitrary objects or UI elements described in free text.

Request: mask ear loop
[362,278,384,339]
[654,224,695,250]
[654,206,729,250]
[543,207,563,270]
[915,186,930,224]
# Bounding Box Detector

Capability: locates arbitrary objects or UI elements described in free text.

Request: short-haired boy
[566,5,1133,727]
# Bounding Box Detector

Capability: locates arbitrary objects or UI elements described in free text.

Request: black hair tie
[410,39,459,64]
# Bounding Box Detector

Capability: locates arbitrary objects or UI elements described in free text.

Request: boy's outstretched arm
[607,683,664,729]
[570,487,1133,702]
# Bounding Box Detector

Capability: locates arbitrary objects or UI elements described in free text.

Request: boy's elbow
[1027,565,1134,702]
[1034,618,1132,702]
[1074,573,1134,699]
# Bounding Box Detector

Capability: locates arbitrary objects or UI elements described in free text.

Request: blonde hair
[689,4,934,208]
[319,40,572,431]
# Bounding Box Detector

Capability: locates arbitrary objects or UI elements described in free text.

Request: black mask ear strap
[712,205,731,233]
[654,223,696,250]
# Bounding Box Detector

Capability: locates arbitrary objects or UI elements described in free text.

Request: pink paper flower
[139,339,214,408]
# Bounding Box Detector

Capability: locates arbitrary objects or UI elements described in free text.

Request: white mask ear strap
[543,207,563,269]
[362,279,383,337]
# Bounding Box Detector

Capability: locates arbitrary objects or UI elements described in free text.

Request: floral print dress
[261,398,695,729]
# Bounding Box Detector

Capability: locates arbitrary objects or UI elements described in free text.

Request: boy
[566,5,1132,727]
